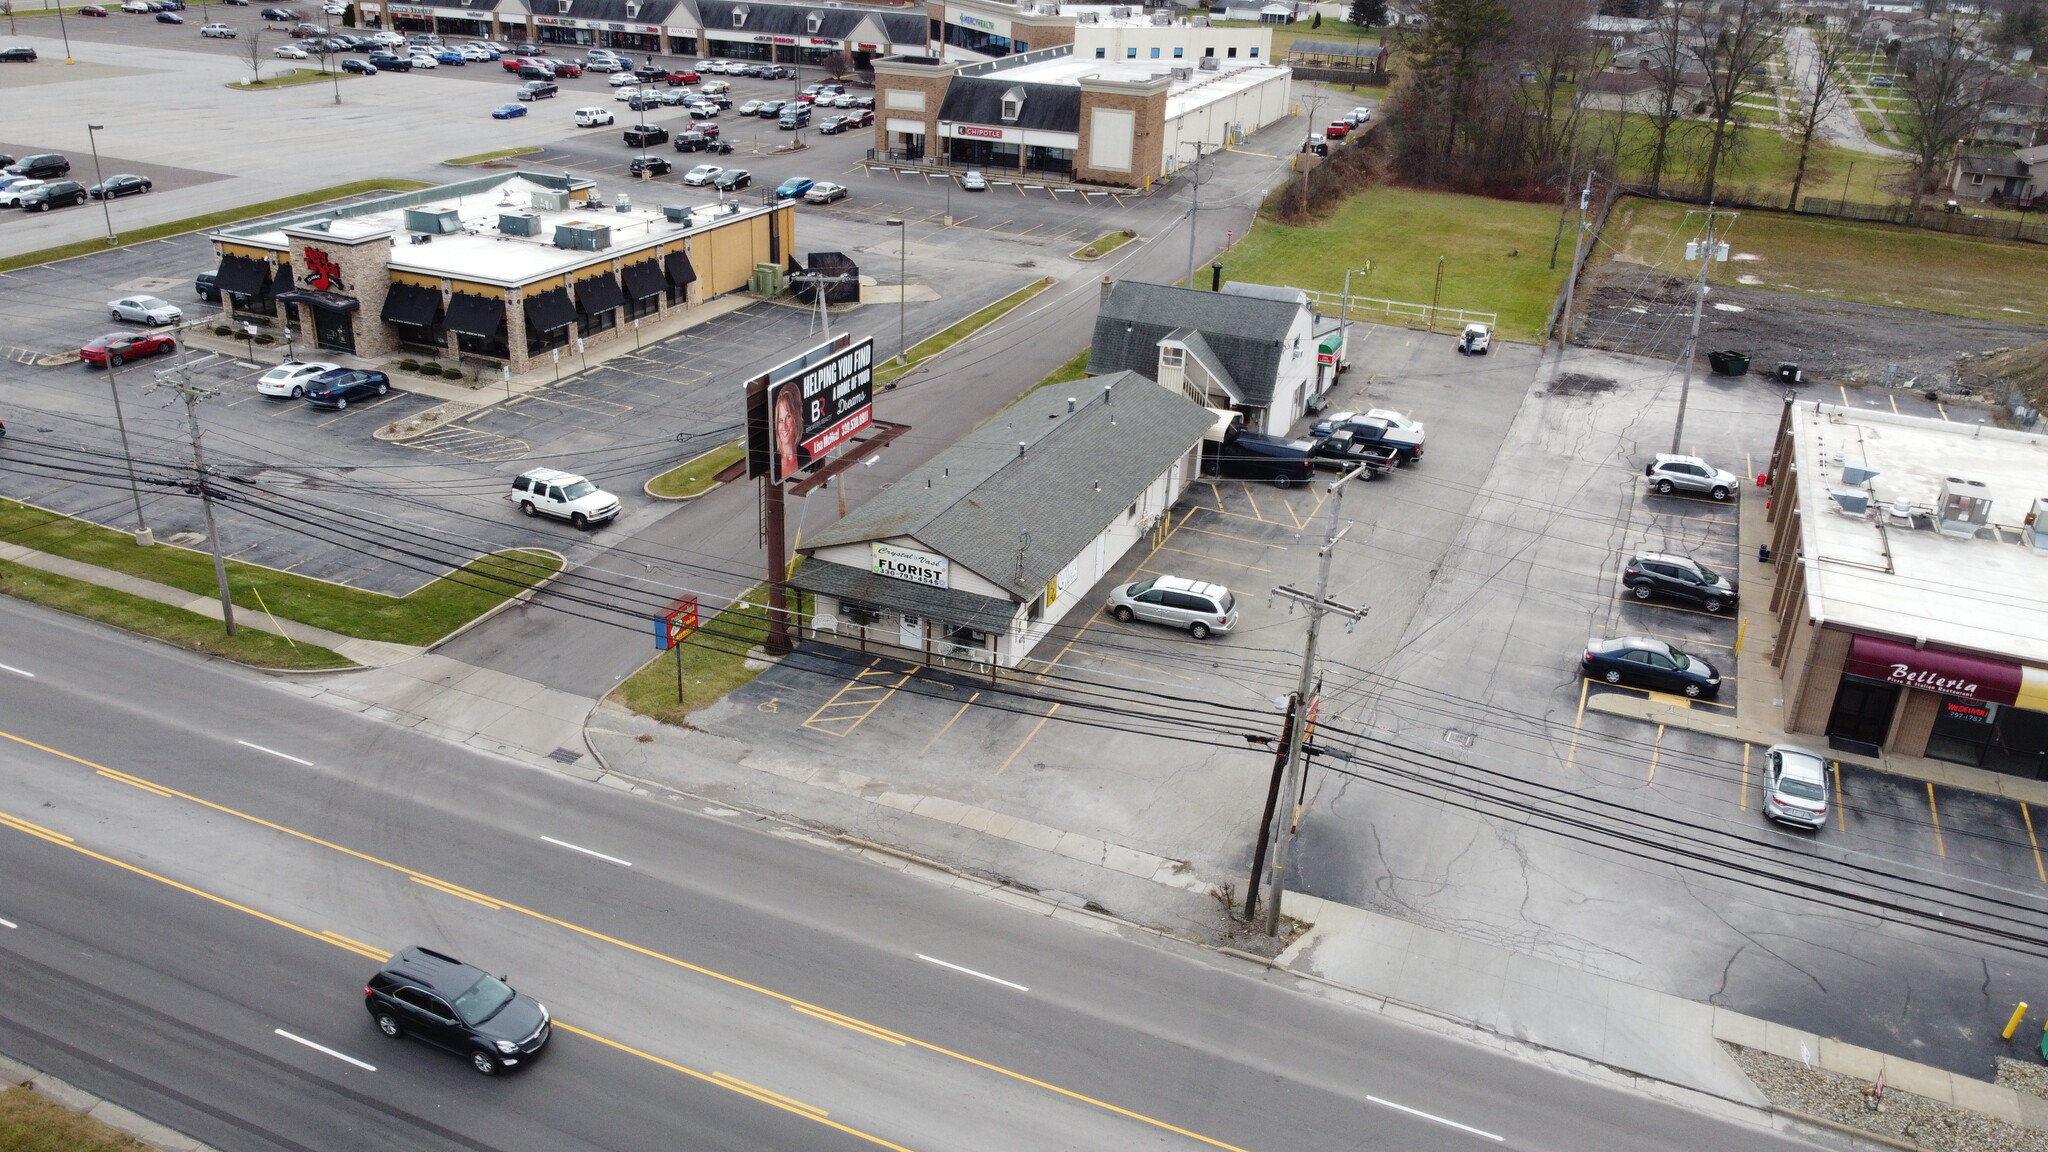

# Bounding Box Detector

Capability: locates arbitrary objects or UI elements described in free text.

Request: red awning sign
[1844,635,2022,706]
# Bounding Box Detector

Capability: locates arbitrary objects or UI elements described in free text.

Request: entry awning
[1845,635,2048,710]
[275,288,360,313]
[621,260,665,301]
[380,281,443,328]
[791,559,1019,636]
[575,272,627,316]
[664,249,697,287]
[522,287,575,334]
[444,292,506,338]
[214,253,271,298]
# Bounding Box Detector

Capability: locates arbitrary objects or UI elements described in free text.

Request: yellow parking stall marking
[1741,744,1751,811]
[2025,803,2048,884]
[1648,631,1732,650]
[1888,393,1900,415]
[1643,690,1700,709]
[1838,384,1851,406]
[1198,481,1226,513]
[1565,678,1589,772]
[996,704,1060,776]
[949,214,977,227]
[1240,482,1266,522]
[919,691,981,757]
[1937,401,1951,421]
[1083,649,1198,682]
[801,659,918,737]
[1834,761,1847,832]
[1150,543,1272,573]
[1926,782,1945,856]
[1647,724,1665,783]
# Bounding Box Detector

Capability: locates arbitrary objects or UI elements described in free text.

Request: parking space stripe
[1741,744,1751,812]
[1240,482,1265,523]
[1836,761,1848,832]
[1647,724,1665,783]
[919,692,981,757]
[1926,782,1945,856]
[2024,803,2047,884]
[1151,543,1271,573]
[1565,679,1589,772]
[995,704,1059,776]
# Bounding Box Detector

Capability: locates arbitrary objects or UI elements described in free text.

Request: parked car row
[2,154,151,213]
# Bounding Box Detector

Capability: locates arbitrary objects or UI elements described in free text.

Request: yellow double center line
[0,728,1257,1152]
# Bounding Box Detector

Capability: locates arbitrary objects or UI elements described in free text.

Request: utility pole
[1671,208,1730,454]
[1261,467,1371,937]
[1556,171,1593,354]
[1181,141,1213,288]
[155,362,236,636]
[101,354,152,545]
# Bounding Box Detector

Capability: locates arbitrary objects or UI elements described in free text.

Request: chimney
[1100,275,1112,304]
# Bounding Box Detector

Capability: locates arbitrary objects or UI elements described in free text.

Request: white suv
[573,106,615,127]
[509,468,621,529]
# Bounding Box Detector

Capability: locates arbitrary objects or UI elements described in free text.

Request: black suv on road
[365,946,550,1075]
[1623,552,1737,613]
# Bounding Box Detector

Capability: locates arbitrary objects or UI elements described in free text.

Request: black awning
[445,292,506,338]
[620,260,665,301]
[522,287,575,334]
[380,282,443,328]
[275,288,360,313]
[215,253,271,298]
[664,249,697,288]
[575,272,627,316]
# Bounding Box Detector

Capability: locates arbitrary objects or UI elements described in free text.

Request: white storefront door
[900,613,923,650]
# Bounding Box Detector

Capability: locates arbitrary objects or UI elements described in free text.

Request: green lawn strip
[1608,197,2048,322]
[614,581,808,724]
[1230,185,1568,342]
[1204,19,1378,59]
[1071,229,1135,260]
[0,179,433,274]
[646,439,744,499]
[1597,114,1905,205]
[0,558,350,671]
[229,68,357,91]
[875,277,1054,384]
[0,499,557,645]
[0,1084,153,1152]
[445,146,545,166]
[1021,346,1093,399]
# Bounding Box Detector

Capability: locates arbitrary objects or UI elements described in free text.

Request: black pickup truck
[1307,429,1401,477]
[1321,414,1423,465]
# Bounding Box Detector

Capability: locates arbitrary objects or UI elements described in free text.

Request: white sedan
[613,85,645,102]
[109,295,183,325]
[682,164,722,186]
[322,1,344,11]
[0,180,47,208]
[256,360,338,398]
[607,71,637,86]
[273,43,307,58]
[407,53,438,68]
[1362,408,1426,442]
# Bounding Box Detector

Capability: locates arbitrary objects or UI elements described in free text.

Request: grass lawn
[1599,114,1906,206]
[876,277,1053,383]
[0,559,347,670]
[1608,197,2048,322]
[229,68,356,91]
[614,582,807,725]
[1072,229,1135,260]
[446,146,545,166]
[1207,19,1379,59]
[0,179,433,274]
[0,1086,154,1152]
[1229,186,1571,341]
[646,439,743,499]
[0,499,558,646]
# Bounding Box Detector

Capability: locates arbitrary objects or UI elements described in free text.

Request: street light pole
[886,217,907,366]
[86,124,115,244]
[56,4,74,64]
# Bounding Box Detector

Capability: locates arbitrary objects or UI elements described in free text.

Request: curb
[644,441,742,501]
[423,547,571,654]
[1775,1106,1921,1151]
[0,1051,221,1152]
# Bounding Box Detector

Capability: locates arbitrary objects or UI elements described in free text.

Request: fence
[1299,288,1496,331]
[1797,197,2048,244]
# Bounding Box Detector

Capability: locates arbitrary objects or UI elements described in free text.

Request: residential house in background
[1973,76,2048,147]
[1948,142,2048,204]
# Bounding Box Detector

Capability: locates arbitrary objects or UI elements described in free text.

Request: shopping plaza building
[208,171,794,374]
[353,0,927,66]
[1767,402,2048,777]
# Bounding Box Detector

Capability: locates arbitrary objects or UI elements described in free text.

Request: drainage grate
[547,747,584,764]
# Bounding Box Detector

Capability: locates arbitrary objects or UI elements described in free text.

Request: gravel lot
[1729,1044,2048,1152]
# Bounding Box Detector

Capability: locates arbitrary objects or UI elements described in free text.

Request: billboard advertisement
[747,335,875,483]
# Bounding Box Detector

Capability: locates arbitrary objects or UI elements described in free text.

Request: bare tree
[1513,0,1597,172]
[246,26,266,80]
[1687,0,1784,202]
[1641,5,1693,193]
[1896,17,1993,215]
[1786,24,1853,208]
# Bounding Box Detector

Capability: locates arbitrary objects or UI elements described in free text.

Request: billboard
[745,334,875,483]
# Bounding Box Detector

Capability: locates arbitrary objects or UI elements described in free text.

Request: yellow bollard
[2004,1001,2030,1040]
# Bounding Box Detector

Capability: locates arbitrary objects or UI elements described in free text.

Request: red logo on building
[304,247,345,292]
[958,125,1004,139]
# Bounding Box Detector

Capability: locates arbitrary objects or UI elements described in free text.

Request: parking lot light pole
[56,5,74,64]
[85,124,116,243]
[887,217,907,367]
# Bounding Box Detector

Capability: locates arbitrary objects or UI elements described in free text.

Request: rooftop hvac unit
[1078,11,1099,21]
[553,221,612,250]
[614,193,631,213]
[2028,498,2048,554]
[528,189,571,213]
[498,211,541,236]
[1171,66,1192,80]
[1840,464,1879,486]
[1109,5,1132,16]
[404,207,462,235]
[1197,54,1220,69]
[1152,9,1171,22]
[662,204,691,222]
[1827,490,1869,515]
[1938,476,1992,537]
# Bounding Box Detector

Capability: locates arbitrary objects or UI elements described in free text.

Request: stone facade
[284,225,402,361]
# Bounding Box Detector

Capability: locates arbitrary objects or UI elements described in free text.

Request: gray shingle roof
[791,561,1020,634]
[1165,329,1242,404]
[800,370,1212,596]
[1086,280,1303,408]
[691,0,925,44]
[555,0,681,25]
[937,75,1083,133]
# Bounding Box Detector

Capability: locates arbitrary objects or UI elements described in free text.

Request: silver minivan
[1106,576,1238,639]
[1762,744,1831,829]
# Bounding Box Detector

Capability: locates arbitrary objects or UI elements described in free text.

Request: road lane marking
[274,1029,376,1071]
[917,954,1028,992]
[793,1004,909,1046]
[237,740,313,767]
[2026,803,2047,884]
[1366,1095,1504,1142]
[542,835,633,867]
[0,726,1264,1152]
[1927,782,1946,857]
[98,769,173,798]
[411,875,504,909]
[713,1072,828,1116]
[0,917,15,928]
[321,930,391,961]
[0,663,34,677]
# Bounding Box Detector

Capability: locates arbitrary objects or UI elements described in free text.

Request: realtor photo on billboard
[762,336,876,483]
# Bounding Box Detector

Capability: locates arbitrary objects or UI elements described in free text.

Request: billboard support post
[765,474,791,654]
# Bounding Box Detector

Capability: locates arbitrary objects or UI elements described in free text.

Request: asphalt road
[0,595,1828,1152]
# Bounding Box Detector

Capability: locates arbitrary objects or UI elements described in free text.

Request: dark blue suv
[365,946,551,1075]
[304,368,390,409]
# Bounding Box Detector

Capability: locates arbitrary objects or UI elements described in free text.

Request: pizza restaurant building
[1766,401,2048,778]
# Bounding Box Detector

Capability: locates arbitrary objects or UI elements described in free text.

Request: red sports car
[689,120,719,137]
[80,331,176,367]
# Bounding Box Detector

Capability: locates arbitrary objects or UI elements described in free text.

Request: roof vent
[1018,441,1027,457]
[1841,464,1879,486]
[1066,396,1076,412]
[1827,490,1870,516]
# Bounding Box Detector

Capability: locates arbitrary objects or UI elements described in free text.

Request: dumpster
[1775,362,1804,385]
[1708,350,1751,376]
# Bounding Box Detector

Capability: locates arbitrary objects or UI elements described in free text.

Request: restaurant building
[1766,401,2048,777]
[207,171,793,375]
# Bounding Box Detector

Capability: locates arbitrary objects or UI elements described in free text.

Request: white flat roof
[230,175,751,286]
[1790,401,2048,664]
[990,53,1286,115]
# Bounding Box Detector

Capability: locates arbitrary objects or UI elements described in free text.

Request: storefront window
[436,18,491,37]
[539,25,595,46]
[526,322,570,356]
[578,307,617,337]
[839,601,881,626]
[1926,697,1998,766]
[458,326,510,360]
[625,292,659,322]
[942,624,987,648]
[1928,695,2048,775]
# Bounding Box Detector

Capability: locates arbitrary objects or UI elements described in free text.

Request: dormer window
[732,6,747,26]
[625,0,639,15]
[1160,345,1185,368]
[557,0,571,13]
[1000,86,1025,121]
[806,12,822,32]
